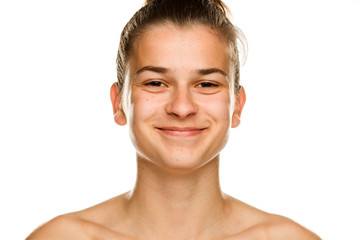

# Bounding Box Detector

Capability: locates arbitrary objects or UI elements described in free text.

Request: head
[111,0,247,172]
[116,0,247,97]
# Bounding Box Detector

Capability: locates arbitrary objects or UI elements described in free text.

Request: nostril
[166,92,198,119]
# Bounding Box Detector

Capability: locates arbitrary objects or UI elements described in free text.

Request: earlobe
[110,82,127,126]
[231,86,246,128]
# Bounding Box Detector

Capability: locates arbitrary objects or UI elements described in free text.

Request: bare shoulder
[265,214,321,240]
[26,194,130,240]
[225,196,321,240]
[26,214,88,240]
[26,213,127,240]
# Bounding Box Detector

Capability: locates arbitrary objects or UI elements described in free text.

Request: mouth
[155,126,207,137]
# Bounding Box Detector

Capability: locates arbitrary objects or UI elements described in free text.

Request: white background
[0,0,359,239]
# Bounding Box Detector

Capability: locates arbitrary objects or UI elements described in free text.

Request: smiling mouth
[156,127,207,137]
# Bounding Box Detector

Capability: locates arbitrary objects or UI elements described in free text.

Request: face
[111,24,245,172]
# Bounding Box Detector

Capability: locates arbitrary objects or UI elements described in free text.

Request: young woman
[27,0,320,239]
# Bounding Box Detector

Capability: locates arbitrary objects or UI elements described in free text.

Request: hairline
[124,21,238,90]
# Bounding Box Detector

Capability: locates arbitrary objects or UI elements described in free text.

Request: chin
[150,151,219,174]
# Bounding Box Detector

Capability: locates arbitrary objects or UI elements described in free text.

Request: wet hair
[116,0,248,94]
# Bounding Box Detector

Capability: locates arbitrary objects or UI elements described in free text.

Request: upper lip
[156,126,207,131]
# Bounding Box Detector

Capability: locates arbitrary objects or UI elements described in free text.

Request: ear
[231,86,246,128]
[110,82,127,126]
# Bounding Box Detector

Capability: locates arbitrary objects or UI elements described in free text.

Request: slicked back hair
[116,0,247,95]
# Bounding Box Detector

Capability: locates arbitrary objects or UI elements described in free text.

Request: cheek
[130,91,162,123]
[200,94,231,123]
[128,92,159,147]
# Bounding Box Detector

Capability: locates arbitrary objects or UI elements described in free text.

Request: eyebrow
[196,68,228,77]
[133,66,169,79]
[133,65,228,79]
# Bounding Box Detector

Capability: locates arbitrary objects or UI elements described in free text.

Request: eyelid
[194,81,221,88]
[143,80,168,87]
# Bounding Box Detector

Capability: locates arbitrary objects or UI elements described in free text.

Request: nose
[165,86,198,119]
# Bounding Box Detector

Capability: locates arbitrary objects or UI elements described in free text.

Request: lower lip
[156,128,205,137]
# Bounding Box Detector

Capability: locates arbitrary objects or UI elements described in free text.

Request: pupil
[202,82,212,87]
[152,81,162,86]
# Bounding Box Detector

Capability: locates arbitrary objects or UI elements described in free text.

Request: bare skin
[27,24,320,240]
[27,160,320,240]
[27,176,320,240]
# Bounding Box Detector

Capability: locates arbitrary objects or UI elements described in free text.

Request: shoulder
[26,214,89,240]
[26,195,129,240]
[26,213,126,240]
[225,196,321,240]
[264,214,321,240]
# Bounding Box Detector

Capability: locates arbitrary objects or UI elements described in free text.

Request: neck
[125,155,230,239]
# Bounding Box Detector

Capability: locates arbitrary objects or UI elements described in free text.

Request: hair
[116,0,248,95]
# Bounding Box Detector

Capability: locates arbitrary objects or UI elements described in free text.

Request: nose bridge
[166,84,198,118]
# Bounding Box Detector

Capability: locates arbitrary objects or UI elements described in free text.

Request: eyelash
[144,81,167,87]
[142,81,220,89]
[195,82,219,88]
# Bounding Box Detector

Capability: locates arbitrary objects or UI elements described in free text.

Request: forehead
[128,23,231,78]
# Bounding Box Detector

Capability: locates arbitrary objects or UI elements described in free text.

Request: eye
[141,80,168,93]
[195,82,219,88]
[194,81,223,94]
[144,81,167,87]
